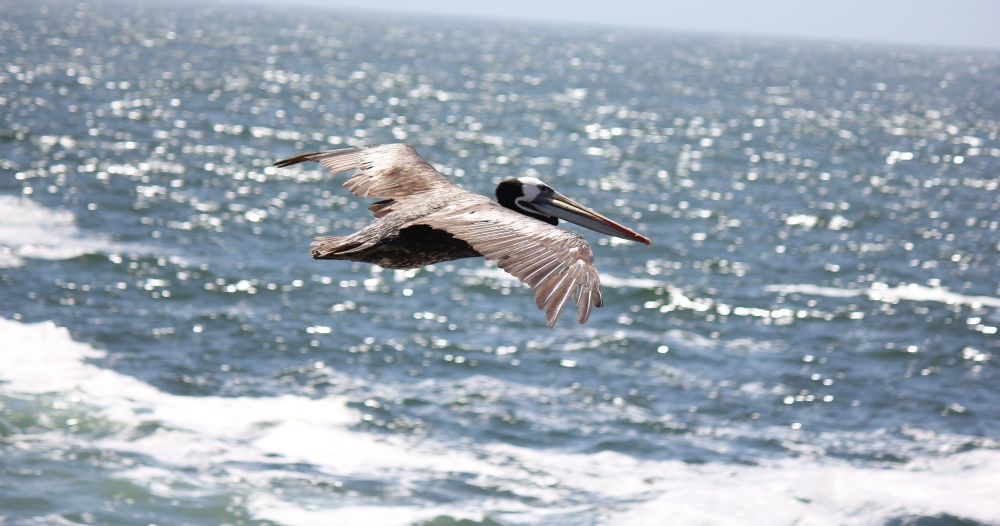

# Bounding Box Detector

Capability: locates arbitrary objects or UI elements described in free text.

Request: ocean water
[1,0,999,524]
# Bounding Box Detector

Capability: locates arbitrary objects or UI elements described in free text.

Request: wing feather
[544,266,580,327]
[414,202,603,327]
[499,248,551,272]
[274,144,456,199]
[525,259,566,290]
[577,287,594,324]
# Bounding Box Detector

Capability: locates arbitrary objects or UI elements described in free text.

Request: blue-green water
[1,1,999,524]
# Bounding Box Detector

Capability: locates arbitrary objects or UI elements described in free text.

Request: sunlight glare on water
[1,0,999,524]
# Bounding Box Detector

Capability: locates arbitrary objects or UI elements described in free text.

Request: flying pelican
[274,144,650,327]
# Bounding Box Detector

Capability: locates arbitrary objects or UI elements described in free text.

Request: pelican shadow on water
[274,143,650,327]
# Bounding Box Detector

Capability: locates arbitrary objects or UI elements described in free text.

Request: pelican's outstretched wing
[274,144,457,199]
[416,201,604,327]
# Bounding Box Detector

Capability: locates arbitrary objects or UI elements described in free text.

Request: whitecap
[0,195,149,267]
[766,283,1000,308]
[605,449,1000,525]
[248,496,481,526]
[2,317,998,525]
[460,267,669,290]
[599,275,669,289]
[765,284,863,298]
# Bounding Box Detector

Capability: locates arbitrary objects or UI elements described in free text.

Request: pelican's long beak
[526,192,652,245]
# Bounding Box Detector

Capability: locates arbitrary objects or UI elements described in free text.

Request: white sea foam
[605,450,1000,525]
[599,275,669,289]
[460,267,669,290]
[0,195,144,267]
[248,496,481,526]
[766,284,864,298]
[2,317,999,525]
[767,283,1000,308]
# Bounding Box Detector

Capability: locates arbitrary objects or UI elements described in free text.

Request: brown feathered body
[274,144,606,326]
[310,193,484,269]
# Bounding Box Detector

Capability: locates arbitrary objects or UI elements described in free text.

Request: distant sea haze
[1,1,998,524]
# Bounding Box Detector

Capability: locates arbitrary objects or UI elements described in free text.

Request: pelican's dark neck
[495,179,558,226]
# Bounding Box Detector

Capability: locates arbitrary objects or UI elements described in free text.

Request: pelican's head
[495,177,651,245]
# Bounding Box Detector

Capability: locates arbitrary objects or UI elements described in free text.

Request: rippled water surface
[2,1,1000,524]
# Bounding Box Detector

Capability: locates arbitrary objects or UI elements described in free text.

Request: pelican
[274,144,650,327]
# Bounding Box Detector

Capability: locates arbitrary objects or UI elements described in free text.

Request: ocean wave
[2,317,997,525]
[766,283,1000,308]
[0,195,150,267]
